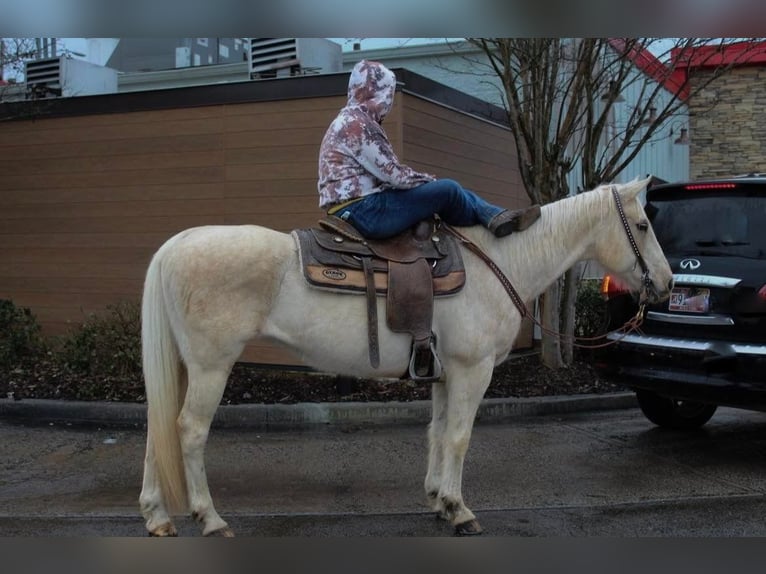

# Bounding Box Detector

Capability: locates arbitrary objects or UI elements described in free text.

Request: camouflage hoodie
[317,60,435,209]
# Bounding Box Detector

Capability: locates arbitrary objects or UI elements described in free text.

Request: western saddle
[293,215,466,381]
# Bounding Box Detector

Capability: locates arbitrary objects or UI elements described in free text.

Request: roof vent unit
[24,56,118,99]
[248,38,342,80]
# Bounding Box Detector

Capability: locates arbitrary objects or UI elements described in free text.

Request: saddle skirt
[292,216,467,381]
[292,217,466,296]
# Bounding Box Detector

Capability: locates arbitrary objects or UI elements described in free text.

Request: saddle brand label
[322,268,347,281]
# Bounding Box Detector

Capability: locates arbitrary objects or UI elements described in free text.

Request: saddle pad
[292,228,466,296]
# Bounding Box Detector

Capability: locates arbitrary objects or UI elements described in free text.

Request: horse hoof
[205,526,235,537]
[147,523,178,537]
[454,519,483,536]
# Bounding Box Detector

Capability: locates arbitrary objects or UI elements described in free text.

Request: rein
[441,186,652,349]
[441,224,529,319]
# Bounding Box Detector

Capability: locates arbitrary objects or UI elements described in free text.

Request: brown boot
[488,205,541,237]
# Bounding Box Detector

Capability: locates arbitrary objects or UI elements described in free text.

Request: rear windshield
[647,191,766,259]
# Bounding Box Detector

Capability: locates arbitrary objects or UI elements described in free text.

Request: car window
[647,193,766,259]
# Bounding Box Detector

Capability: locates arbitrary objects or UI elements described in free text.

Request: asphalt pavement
[2,393,766,537]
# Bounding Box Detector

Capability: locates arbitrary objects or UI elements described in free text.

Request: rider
[317,59,541,240]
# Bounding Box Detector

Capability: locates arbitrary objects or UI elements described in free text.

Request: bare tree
[1,38,37,91]
[1,38,67,118]
[468,38,764,368]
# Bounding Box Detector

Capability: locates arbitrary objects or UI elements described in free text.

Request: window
[648,192,766,259]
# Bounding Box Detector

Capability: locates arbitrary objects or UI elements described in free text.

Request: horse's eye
[637,222,649,232]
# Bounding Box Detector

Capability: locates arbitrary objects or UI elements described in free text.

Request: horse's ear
[621,176,652,200]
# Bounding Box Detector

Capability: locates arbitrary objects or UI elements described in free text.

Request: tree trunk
[540,280,564,369]
[560,265,580,365]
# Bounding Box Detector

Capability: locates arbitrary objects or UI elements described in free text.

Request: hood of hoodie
[346,60,396,123]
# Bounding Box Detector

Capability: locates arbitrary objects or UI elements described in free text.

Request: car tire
[635,389,718,429]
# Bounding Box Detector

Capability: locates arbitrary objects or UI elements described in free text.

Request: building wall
[106,38,248,72]
[0,87,532,367]
[689,66,766,179]
[608,70,690,186]
[401,95,523,204]
[0,95,336,364]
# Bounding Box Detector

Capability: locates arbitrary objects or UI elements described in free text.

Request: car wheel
[635,389,718,430]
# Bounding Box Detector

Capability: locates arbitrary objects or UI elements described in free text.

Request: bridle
[610,185,654,306]
[441,185,653,349]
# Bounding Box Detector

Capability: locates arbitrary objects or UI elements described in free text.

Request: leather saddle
[293,215,466,381]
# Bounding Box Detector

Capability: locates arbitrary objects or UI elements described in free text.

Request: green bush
[59,300,142,380]
[0,299,46,369]
[575,279,608,338]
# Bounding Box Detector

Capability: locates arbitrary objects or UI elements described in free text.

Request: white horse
[138,177,673,536]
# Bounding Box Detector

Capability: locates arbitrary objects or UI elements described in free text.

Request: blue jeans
[336,179,505,239]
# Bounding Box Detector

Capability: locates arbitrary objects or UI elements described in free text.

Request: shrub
[0,299,46,369]
[59,300,142,380]
[575,279,608,338]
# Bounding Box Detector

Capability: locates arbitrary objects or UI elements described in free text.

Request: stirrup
[408,338,443,382]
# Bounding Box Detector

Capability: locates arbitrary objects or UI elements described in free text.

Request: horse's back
[162,223,291,253]
[156,224,292,274]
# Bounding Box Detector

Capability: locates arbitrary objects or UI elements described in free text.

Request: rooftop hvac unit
[25,56,118,99]
[248,38,342,79]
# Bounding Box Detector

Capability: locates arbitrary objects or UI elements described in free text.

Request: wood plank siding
[401,96,524,207]
[0,69,530,368]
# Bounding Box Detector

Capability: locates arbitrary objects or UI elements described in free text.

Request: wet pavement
[2,405,766,536]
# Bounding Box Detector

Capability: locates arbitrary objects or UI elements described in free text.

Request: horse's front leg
[425,381,448,518]
[438,358,494,536]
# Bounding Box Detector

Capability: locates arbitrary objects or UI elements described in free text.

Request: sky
[326,38,461,51]
[59,37,87,56]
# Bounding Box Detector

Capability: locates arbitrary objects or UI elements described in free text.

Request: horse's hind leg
[139,430,177,536]
[177,361,236,537]
[438,358,494,535]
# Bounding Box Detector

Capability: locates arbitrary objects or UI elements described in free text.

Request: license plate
[668,287,710,313]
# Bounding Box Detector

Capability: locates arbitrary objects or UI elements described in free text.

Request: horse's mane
[506,185,615,269]
[545,185,615,234]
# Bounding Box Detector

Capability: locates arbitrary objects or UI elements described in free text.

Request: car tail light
[758,284,766,302]
[601,274,630,299]
[684,183,737,190]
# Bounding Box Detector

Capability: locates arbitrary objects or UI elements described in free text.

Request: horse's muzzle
[644,276,674,304]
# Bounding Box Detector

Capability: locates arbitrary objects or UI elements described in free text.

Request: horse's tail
[142,245,188,513]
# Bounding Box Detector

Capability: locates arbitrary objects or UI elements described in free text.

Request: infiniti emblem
[680,258,701,270]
